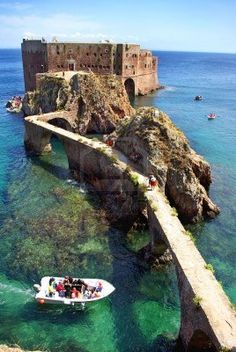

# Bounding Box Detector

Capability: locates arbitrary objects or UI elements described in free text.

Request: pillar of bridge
[147,203,168,256]
[24,119,52,154]
[176,264,219,352]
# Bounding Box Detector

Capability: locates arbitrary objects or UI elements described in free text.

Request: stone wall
[21,40,159,95]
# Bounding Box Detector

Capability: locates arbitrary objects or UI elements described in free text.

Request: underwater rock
[137,243,172,268]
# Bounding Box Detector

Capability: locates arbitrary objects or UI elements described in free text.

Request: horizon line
[1,47,236,55]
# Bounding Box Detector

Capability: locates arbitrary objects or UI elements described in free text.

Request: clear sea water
[0,49,235,351]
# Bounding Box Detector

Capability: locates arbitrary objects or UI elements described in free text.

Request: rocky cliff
[115,107,220,223]
[22,72,134,135]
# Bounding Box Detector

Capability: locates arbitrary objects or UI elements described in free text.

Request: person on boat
[56,280,65,297]
[148,175,158,190]
[63,277,72,298]
[48,277,56,297]
[71,287,78,299]
[73,279,88,293]
[91,281,103,298]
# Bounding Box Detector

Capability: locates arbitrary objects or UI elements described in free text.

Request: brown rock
[22,72,134,135]
[115,107,220,223]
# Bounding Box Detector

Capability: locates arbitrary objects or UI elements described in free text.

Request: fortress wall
[21,40,47,91]
[21,40,159,95]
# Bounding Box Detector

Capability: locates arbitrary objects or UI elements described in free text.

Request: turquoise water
[0,49,235,351]
[137,51,236,304]
[0,50,179,351]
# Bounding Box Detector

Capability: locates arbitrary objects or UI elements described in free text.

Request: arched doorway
[124,78,135,103]
[187,330,217,352]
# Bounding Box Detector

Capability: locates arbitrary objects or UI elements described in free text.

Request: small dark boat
[194,95,203,101]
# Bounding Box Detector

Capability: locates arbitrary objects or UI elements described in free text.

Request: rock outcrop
[22,72,134,135]
[115,107,220,223]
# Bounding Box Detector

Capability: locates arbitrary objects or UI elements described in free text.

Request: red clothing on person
[56,283,64,292]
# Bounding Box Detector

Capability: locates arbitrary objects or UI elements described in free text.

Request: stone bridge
[24,114,236,352]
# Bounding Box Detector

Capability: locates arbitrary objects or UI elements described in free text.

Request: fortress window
[56,45,60,55]
[107,66,110,69]
[133,71,135,75]
[100,53,103,57]
[125,65,128,69]
[61,64,64,68]
[126,53,129,57]
[92,65,94,68]
[57,65,60,68]
[86,53,89,56]
[145,64,147,68]
[88,65,90,68]
[132,65,134,68]
[80,64,82,67]
[94,53,97,56]
[99,65,102,69]
[95,65,97,68]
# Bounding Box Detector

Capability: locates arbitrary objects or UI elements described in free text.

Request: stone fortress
[21,39,159,98]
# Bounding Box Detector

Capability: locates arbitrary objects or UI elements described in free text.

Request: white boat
[34,276,115,305]
[6,106,22,113]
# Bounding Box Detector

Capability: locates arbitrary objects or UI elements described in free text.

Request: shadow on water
[29,155,70,182]
[107,227,178,352]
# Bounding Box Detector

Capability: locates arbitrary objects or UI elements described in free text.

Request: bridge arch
[124,78,135,102]
[48,117,73,132]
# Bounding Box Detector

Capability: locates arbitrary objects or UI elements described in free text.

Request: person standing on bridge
[148,175,158,190]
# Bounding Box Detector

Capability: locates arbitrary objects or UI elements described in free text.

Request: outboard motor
[33,284,41,293]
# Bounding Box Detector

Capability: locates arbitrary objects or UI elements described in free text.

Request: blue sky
[0,0,236,52]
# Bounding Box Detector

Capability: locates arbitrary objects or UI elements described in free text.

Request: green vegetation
[129,173,139,186]
[164,197,170,204]
[150,202,158,212]
[185,230,196,243]
[193,295,202,308]
[96,146,107,154]
[109,154,119,164]
[171,207,178,216]
[1,187,109,282]
[125,165,132,174]
[204,263,215,274]
[219,347,230,352]
[230,302,236,311]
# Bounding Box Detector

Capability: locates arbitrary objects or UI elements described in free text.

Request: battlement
[21,39,159,98]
